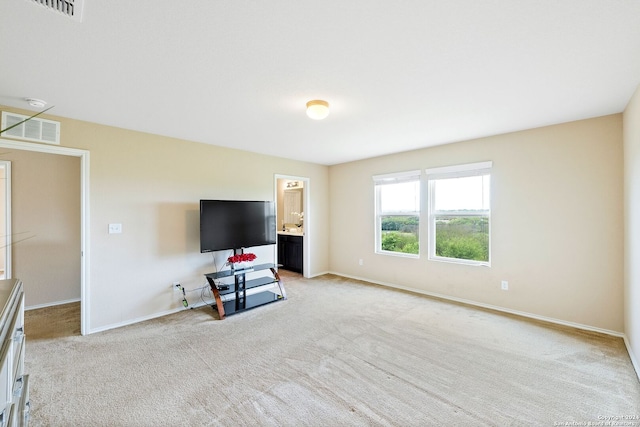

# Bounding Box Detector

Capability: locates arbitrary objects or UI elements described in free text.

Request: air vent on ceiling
[30,0,84,22]
[1,111,60,145]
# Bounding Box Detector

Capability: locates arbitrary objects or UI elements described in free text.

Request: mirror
[283,189,303,226]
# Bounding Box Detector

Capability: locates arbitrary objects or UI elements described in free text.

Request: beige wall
[0,104,627,336]
[330,115,624,332]
[0,149,80,306]
[624,83,640,372]
[1,105,330,332]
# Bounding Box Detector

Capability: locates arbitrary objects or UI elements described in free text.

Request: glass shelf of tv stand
[204,263,285,319]
[205,263,276,280]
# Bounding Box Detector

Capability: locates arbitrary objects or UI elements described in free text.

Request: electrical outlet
[173,282,181,292]
[358,259,364,266]
[501,280,509,291]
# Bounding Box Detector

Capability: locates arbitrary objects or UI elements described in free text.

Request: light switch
[108,223,122,234]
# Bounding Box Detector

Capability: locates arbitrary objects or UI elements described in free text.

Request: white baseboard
[328,271,624,338]
[623,335,640,383]
[87,296,219,334]
[26,298,81,311]
[306,270,330,279]
[88,305,191,334]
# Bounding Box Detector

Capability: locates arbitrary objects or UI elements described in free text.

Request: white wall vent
[1,111,61,145]
[30,0,84,22]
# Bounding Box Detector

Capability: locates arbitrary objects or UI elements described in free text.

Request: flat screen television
[200,200,277,253]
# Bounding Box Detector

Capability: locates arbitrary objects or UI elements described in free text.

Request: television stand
[204,263,286,319]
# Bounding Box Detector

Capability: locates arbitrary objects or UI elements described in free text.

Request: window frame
[426,161,492,266]
[373,170,421,258]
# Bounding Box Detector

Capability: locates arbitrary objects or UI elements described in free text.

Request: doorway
[0,138,89,335]
[275,175,310,277]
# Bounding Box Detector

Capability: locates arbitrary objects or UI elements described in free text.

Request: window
[426,162,491,265]
[373,170,420,256]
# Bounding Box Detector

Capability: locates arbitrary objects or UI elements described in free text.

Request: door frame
[275,174,310,277]
[0,138,90,335]
[0,161,11,279]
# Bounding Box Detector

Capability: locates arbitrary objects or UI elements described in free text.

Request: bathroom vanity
[277,232,303,274]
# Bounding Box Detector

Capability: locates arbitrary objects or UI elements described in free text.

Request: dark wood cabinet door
[278,235,303,274]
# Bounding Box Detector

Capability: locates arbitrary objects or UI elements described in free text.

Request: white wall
[624,83,640,375]
[330,115,624,332]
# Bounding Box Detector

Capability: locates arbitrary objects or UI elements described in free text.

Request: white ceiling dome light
[306,100,330,120]
[25,98,47,108]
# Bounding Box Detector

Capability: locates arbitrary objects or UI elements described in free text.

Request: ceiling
[1,1,640,166]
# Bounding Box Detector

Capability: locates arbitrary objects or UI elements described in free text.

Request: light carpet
[24,273,640,426]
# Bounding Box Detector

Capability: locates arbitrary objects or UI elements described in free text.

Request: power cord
[177,283,211,309]
[199,284,214,308]
[181,287,188,307]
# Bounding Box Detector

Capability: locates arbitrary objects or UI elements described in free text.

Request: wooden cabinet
[278,234,303,274]
[0,279,28,426]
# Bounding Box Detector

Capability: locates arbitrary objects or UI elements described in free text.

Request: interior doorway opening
[0,138,89,335]
[275,175,310,277]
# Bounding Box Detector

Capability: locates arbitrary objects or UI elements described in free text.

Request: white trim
[0,137,90,335]
[80,151,90,335]
[91,294,284,334]
[428,255,490,267]
[90,306,185,334]
[373,169,420,184]
[376,250,420,259]
[92,292,286,333]
[26,298,81,311]
[433,209,490,216]
[623,335,640,383]
[0,161,11,279]
[425,161,492,179]
[306,270,330,278]
[328,271,625,338]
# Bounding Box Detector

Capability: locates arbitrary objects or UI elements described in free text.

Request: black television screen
[200,200,277,253]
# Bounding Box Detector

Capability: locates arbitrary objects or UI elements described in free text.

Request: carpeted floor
[25,273,640,426]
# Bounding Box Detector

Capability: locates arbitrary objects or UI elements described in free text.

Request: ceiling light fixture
[306,100,329,120]
[25,98,47,108]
